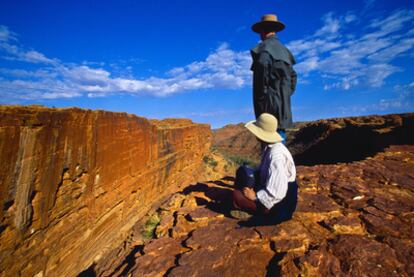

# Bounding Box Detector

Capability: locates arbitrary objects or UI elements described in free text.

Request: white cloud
[0,42,57,65]
[344,13,357,23]
[0,42,19,55]
[368,37,414,62]
[22,50,57,64]
[338,80,414,114]
[0,25,57,65]
[366,64,401,87]
[290,8,414,90]
[0,33,252,100]
[0,25,17,42]
[0,79,81,100]
[0,68,55,79]
[394,81,414,91]
[295,56,319,75]
[368,9,414,39]
[315,13,342,37]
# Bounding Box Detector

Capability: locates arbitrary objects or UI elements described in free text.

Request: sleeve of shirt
[256,155,289,209]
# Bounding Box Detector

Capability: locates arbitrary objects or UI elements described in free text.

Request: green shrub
[203,155,218,168]
[142,213,161,240]
[223,154,258,168]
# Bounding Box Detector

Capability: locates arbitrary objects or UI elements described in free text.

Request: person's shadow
[181,177,235,218]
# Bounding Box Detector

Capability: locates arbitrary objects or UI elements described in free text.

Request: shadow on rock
[182,179,235,217]
[290,114,414,166]
[266,252,286,277]
[77,264,96,277]
[220,176,236,182]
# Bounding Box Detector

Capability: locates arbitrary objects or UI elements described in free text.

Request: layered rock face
[0,106,210,276]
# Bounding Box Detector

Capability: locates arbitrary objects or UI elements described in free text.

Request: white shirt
[256,142,296,209]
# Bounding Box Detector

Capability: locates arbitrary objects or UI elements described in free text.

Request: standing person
[230,113,297,224]
[250,14,297,142]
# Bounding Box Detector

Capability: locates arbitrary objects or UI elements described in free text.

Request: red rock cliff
[0,105,211,276]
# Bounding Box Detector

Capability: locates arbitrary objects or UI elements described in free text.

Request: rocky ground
[97,144,414,277]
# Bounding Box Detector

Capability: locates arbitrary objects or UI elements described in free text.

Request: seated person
[231,113,297,223]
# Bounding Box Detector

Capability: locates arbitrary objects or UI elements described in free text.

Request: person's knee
[232,189,243,201]
[235,165,255,189]
[232,189,244,208]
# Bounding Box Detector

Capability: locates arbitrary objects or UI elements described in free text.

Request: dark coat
[251,36,297,129]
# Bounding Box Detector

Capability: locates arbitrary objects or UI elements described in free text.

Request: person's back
[257,142,297,222]
[250,14,297,139]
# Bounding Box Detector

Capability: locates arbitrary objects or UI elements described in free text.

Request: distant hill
[212,123,261,165]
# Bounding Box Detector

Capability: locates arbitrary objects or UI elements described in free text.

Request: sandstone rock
[329,235,405,276]
[169,243,275,277]
[384,237,414,275]
[187,207,224,222]
[155,214,174,238]
[2,109,414,276]
[296,243,344,277]
[168,220,268,277]
[0,106,210,276]
[170,214,198,238]
[124,144,414,276]
[321,214,365,235]
[296,191,342,213]
[129,237,185,277]
[158,193,186,214]
[184,219,260,250]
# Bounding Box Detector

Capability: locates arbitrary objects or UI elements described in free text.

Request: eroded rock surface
[0,106,210,276]
[112,145,414,276]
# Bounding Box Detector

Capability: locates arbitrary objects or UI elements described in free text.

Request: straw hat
[245,113,283,143]
[251,14,285,33]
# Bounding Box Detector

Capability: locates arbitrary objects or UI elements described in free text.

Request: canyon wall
[0,106,211,276]
[213,113,414,166]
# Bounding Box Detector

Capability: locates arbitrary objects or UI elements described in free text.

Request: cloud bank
[288,9,414,90]
[0,8,413,101]
[0,25,251,100]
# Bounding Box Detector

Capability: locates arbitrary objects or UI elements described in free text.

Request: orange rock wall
[0,106,211,276]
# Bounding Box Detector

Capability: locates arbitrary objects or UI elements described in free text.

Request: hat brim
[245,120,283,143]
[252,21,285,33]
[251,21,285,33]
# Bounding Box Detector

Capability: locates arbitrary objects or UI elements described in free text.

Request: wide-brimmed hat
[251,14,285,33]
[245,113,283,143]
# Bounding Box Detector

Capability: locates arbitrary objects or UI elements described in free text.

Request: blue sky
[0,0,413,128]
